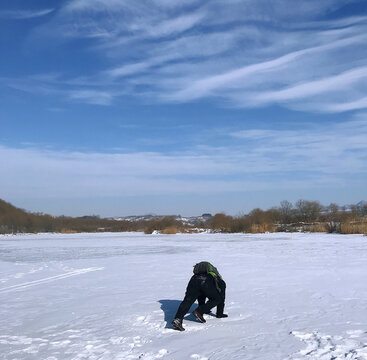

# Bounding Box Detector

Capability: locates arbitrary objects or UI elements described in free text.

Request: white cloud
[0,8,54,20]
[9,0,365,112]
[319,96,367,113]
[135,11,206,38]
[63,0,127,12]
[105,61,157,79]
[69,90,114,105]
[289,15,367,30]
[4,74,117,106]
[229,119,367,173]
[60,1,204,40]
[168,34,367,101]
[247,66,367,104]
[152,0,200,8]
[1,118,366,201]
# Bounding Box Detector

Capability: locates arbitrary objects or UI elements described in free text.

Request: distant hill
[356,200,367,208]
[0,199,140,234]
[113,213,212,226]
[0,199,54,233]
[0,198,32,229]
[0,199,28,217]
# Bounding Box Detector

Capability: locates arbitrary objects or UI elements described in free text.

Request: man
[171,261,228,331]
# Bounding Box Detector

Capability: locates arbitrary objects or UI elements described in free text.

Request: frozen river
[0,232,366,360]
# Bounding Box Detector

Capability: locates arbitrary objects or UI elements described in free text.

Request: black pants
[198,278,226,316]
[174,274,224,320]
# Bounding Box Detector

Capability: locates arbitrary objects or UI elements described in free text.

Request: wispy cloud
[104,29,243,80]
[250,66,367,103]
[105,62,156,79]
[319,96,367,113]
[6,0,366,112]
[69,90,114,105]
[4,73,118,106]
[0,8,54,20]
[132,11,206,38]
[227,65,367,112]
[166,34,367,105]
[230,120,367,155]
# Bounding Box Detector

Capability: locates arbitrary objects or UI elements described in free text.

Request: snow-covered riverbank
[1,232,366,359]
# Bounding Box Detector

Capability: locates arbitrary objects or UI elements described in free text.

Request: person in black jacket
[171,261,228,331]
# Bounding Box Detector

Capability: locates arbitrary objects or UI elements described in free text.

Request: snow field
[0,232,366,359]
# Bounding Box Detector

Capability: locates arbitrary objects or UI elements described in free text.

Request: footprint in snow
[290,330,367,359]
[190,354,208,360]
[137,348,168,359]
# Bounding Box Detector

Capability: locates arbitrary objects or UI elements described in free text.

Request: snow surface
[0,232,366,360]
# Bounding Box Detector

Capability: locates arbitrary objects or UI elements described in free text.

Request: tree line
[208,200,367,234]
[0,198,366,235]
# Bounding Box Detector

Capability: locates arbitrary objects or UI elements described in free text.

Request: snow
[0,232,366,360]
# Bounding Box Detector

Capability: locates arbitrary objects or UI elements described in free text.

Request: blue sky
[1,0,367,217]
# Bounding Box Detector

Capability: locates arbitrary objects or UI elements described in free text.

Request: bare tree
[279,200,293,224]
[295,200,322,222]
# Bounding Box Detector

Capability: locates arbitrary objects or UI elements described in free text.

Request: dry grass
[249,224,277,233]
[161,226,179,234]
[60,229,78,234]
[340,221,367,234]
[307,223,328,233]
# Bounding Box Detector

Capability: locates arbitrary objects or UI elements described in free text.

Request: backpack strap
[207,263,222,280]
[193,262,223,293]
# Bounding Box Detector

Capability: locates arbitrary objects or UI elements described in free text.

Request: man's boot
[193,309,206,323]
[171,318,185,331]
[216,313,228,318]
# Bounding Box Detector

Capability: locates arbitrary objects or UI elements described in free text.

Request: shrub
[161,226,178,234]
[210,213,233,232]
[144,226,155,234]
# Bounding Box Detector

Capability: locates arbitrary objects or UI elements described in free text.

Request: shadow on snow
[158,299,199,329]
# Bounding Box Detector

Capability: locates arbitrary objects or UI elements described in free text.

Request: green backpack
[193,261,222,280]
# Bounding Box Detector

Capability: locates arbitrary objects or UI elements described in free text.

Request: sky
[1,0,367,217]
